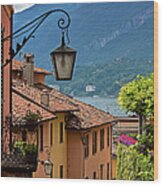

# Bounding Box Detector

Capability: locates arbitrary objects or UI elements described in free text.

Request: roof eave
[54,109,80,113]
[66,120,116,131]
[34,72,52,75]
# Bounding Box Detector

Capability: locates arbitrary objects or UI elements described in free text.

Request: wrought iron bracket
[1,9,71,68]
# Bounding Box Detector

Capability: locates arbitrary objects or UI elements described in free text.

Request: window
[107,163,110,179]
[107,127,110,147]
[26,57,30,62]
[60,165,63,178]
[100,129,104,150]
[93,171,96,179]
[84,134,89,158]
[92,131,97,155]
[100,164,104,179]
[40,125,43,151]
[50,123,53,146]
[60,122,64,143]
[22,130,27,141]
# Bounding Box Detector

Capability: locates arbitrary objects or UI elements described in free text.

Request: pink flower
[119,134,137,146]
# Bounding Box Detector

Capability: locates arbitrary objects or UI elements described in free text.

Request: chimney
[23,53,34,86]
[41,89,50,107]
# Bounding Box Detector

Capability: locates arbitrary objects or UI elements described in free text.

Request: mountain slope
[13,2,154,96]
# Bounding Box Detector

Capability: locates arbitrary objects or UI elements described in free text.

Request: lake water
[75,97,128,117]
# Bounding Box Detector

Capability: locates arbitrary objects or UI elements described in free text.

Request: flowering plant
[119,134,137,146]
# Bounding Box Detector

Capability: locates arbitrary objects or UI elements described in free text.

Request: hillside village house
[12,54,79,178]
[12,55,52,85]
[12,82,79,178]
[1,88,56,177]
[66,101,113,179]
[35,83,114,179]
[11,54,115,179]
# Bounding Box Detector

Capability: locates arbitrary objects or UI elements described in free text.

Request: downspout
[110,124,113,179]
[36,124,39,160]
[9,10,13,152]
[79,130,90,179]
[79,130,87,179]
[1,26,4,152]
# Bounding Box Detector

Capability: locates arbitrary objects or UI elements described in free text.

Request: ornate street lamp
[44,159,53,177]
[2,9,77,80]
[51,32,76,80]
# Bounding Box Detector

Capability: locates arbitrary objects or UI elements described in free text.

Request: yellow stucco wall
[50,113,67,178]
[33,113,67,178]
[112,158,117,180]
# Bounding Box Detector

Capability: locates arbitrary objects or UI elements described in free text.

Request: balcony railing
[1,113,39,174]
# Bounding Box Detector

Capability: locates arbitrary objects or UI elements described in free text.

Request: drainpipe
[79,131,87,179]
[9,11,13,152]
[1,26,4,152]
[110,125,113,179]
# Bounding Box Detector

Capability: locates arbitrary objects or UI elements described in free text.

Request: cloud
[13,4,34,13]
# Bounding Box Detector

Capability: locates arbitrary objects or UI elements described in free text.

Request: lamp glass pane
[44,163,52,175]
[53,52,75,80]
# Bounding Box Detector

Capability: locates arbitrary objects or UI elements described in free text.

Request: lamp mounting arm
[2,9,71,68]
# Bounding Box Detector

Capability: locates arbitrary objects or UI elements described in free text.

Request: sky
[13,4,34,13]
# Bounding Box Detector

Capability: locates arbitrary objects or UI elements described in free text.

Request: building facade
[33,113,69,178]
[11,54,115,179]
[67,125,112,179]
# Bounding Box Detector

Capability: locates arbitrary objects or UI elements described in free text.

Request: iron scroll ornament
[2,9,71,68]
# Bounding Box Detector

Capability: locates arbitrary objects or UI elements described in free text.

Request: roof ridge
[72,97,113,116]
[12,59,52,75]
[35,83,79,108]
[12,87,55,116]
[37,83,113,117]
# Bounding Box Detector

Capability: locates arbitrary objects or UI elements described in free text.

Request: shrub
[116,141,154,180]
[13,141,37,157]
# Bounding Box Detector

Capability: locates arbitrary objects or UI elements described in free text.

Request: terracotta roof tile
[12,90,56,126]
[12,82,79,113]
[35,83,115,129]
[12,82,114,129]
[66,98,115,129]
[12,59,52,75]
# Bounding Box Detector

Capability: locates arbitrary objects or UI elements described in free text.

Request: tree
[118,73,154,134]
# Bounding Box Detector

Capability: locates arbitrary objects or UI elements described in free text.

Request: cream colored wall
[67,130,83,179]
[67,124,112,180]
[33,113,67,178]
[33,121,50,178]
[50,113,67,178]
[84,125,112,180]
[112,158,117,180]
